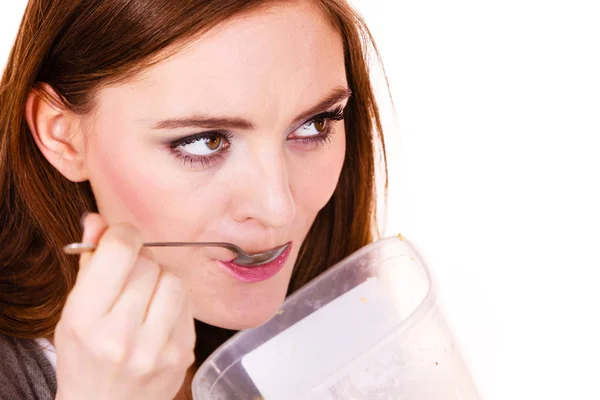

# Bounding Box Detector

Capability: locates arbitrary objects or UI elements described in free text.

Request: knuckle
[130,353,157,377]
[98,237,133,259]
[166,348,182,368]
[99,224,142,255]
[95,336,128,365]
[113,222,142,239]
[163,344,189,369]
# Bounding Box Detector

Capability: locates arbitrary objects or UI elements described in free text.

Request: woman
[0,0,387,398]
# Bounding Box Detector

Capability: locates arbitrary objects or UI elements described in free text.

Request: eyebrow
[151,85,352,131]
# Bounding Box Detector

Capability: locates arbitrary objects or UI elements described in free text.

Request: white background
[2,2,600,399]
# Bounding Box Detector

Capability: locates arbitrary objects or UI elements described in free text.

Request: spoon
[62,241,291,267]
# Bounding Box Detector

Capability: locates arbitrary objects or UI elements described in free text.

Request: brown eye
[206,134,222,150]
[294,115,334,139]
[313,118,327,132]
[175,132,230,157]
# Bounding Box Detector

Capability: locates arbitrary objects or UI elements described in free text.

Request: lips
[218,243,292,283]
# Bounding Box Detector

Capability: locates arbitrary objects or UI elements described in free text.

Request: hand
[54,213,195,400]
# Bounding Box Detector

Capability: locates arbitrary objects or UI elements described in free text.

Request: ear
[25,85,89,182]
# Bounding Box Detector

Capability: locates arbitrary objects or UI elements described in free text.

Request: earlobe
[25,85,89,182]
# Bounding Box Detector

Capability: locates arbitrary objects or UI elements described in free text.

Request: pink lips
[218,243,292,283]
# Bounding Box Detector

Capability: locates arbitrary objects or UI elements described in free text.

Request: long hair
[0,0,387,363]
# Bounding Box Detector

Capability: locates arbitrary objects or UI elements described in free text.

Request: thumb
[78,212,109,271]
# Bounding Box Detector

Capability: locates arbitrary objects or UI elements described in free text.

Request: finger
[166,298,196,365]
[162,297,196,369]
[70,223,144,317]
[106,248,161,333]
[133,273,186,366]
[76,213,109,279]
[81,212,108,243]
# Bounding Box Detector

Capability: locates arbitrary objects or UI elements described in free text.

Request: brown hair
[0,0,387,363]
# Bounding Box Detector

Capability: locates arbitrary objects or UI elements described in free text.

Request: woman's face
[78,2,348,329]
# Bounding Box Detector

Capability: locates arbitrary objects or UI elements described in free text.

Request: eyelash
[169,105,346,168]
[169,130,233,168]
[291,105,345,146]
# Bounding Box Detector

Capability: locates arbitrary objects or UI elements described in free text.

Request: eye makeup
[288,104,346,146]
[167,103,347,169]
[169,130,233,168]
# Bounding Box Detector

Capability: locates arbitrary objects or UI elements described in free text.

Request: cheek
[85,131,150,222]
[84,119,195,231]
[94,164,166,227]
[290,128,346,213]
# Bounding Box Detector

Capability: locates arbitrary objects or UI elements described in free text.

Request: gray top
[0,334,56,399]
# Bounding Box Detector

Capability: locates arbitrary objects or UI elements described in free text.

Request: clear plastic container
[192,235,481,400]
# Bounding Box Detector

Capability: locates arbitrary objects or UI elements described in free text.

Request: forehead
[97,2,346,121]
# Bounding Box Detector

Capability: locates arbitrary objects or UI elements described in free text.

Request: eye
[296,117,329,138]
[175,132,230,156]
[288,105,345,142]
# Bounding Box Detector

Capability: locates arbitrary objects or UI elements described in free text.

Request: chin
[188,250,297,330]
[191,285,288,331]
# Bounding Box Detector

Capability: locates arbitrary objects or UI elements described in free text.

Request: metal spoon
[62,241,291,267]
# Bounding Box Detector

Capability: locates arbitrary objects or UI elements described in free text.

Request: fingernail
[80,212,90,230]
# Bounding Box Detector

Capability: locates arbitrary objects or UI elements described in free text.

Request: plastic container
[192,235,481,400]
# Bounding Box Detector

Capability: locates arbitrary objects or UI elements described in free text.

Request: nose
[230,144,296,230]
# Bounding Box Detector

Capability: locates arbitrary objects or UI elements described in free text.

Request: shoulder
[0,333,57,400]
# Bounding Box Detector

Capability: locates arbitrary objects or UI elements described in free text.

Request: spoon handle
[62,242,240,255]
